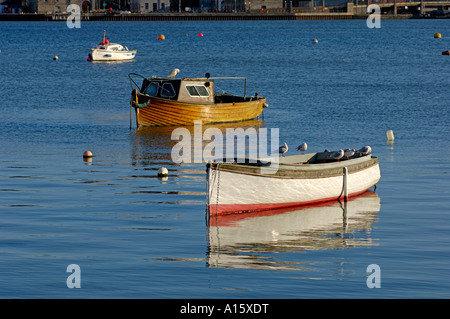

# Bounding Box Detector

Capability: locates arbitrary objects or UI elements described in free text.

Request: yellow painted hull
[132,95,266,127]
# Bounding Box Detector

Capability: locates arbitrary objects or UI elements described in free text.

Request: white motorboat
[87,31,136,62]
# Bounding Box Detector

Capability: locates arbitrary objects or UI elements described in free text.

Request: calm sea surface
[0,19,449,299]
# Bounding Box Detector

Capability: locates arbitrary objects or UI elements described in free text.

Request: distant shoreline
[0,12,420,22]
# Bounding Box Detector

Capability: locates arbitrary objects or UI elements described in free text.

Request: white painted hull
[207,154,380,215]
[90,49,136,61]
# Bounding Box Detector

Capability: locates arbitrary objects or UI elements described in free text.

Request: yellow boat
[128,72,268,127]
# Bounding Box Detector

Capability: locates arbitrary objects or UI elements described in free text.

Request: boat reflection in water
[207,191,380,270]
[130,120,265,166]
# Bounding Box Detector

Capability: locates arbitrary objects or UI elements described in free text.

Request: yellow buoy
[158,34,165,40]
[434,33,441,39]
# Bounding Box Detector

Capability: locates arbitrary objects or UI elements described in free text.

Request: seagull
[356,145,372,156]
[330,149,344,161]
[296,142,307,153]
[343,148,355,159]
[278,143,288,157]
[168,68,180,78]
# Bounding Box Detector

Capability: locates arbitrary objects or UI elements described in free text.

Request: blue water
[0,19,449,299]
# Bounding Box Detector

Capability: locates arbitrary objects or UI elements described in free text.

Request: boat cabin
[138,76,260,105]
[95,43,129,51]
[140,77,215,104]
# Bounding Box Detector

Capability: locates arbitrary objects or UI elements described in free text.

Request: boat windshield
[145,82,159,96]
[161,82,176,98]
[186,85,209,97]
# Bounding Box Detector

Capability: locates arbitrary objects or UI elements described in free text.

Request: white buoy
[53,56,59,61]
[386,130,395,142]
[312,39,318,44]
[157,167,168,177]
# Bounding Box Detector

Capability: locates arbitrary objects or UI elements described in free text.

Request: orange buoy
[434,33,441,39]
[198,33,204,37]
[158,34,165,40]
[83,150,93,158]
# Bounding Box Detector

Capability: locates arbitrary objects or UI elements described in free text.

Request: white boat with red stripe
[206,148,380,215]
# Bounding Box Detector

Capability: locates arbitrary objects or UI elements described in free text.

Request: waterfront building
[27,0,81,13]
[1,0,27,12]
[130,0,170,12]
[222,0,283,11]
[130,0,170,11]
[26,0,132,13]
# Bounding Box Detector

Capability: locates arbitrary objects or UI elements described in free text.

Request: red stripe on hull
[209,191,377,226]
[208,188,372,216]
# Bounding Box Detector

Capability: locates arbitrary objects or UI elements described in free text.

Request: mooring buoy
[386,130,394,142]
[157,167,168,177]
[83,150,93,158]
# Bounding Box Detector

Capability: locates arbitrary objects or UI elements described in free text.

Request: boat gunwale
[135,92,266,107]
[207,155,379,179]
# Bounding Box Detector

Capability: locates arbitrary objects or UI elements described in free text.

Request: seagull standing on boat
[356,145,372,155]
[343,148,355,159]
[278,143,288,157]
[330,149,344,161]
[296,142,307,153]
[168,68,180,78]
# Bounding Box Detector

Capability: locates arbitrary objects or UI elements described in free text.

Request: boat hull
[207,155,380,215]
[133,94,266,126]
[90,49,136,61]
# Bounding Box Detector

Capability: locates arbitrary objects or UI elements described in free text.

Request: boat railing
[128,73,177,100]
[128,73,252,98]
[206,77,247,97]
[128,73,145,91]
